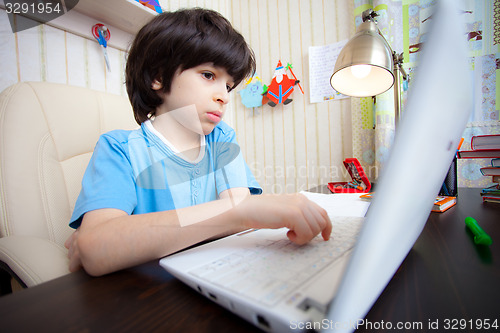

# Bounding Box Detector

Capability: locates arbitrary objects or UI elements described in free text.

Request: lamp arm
[399,65,408,81]
[392,51,407,126]
[394,52,408,81]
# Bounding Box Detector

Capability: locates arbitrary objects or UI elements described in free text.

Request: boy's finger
[321,218,333,241]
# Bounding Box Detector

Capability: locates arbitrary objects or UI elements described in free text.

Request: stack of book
[457,134,500,203]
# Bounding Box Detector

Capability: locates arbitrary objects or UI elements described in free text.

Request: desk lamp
[330,9,408,124]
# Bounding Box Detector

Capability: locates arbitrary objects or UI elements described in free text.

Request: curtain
[350,0,500,188]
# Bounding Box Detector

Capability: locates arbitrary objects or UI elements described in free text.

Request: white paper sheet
[301,191,370,218]
[308,40,349,103]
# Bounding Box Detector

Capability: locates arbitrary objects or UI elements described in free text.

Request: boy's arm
[218,186,250,206]
[66,193,331,277]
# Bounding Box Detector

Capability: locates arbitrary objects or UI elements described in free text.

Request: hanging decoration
[135,0,163,14]
[92,23,111,72]
[263,60,303,107]
[238,75,266,108]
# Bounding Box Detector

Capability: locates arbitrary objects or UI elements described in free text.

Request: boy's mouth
[206,111,222,122]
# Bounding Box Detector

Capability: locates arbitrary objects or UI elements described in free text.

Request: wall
[0,8,129,95]
[0,0,355,194]
[226,0,355,194]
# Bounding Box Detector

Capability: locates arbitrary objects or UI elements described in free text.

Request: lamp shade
[331,21,395,97]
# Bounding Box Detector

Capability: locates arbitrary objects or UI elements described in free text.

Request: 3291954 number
[443,319,498,330]
[5,2,62,15]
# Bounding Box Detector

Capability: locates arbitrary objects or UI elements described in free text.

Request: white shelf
[0,0,158,51]
[73,0,157,35]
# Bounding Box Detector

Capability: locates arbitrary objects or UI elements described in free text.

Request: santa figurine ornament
[263,60,303,107]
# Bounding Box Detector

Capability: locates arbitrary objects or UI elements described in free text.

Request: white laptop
[159,0,472,332]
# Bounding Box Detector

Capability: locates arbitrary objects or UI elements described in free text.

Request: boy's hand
[238,193,332,245]
[65,229,83,272]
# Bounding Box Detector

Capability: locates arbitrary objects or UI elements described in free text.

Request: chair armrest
[0,236,70,287]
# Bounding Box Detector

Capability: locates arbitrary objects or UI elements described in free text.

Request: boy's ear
[151,79,163,90]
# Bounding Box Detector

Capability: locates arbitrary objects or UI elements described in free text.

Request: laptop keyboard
[189,217,364,306]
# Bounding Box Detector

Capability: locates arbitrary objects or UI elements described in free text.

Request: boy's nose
[214,86,230,105]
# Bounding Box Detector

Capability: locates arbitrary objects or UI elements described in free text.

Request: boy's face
[155,63,235,136]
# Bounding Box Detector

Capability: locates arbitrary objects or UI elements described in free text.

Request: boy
[65,8,331,276]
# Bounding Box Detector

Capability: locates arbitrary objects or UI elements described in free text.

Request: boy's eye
[202,72,215,80]
[201,70,234,92]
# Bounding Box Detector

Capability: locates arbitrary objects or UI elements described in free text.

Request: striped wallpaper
[227,0,355,194]
[0,0,355,194]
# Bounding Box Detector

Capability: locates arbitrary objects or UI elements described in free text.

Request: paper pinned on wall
[309,40,349,103]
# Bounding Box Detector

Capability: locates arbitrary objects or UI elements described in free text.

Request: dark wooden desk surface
[0,188,498,332]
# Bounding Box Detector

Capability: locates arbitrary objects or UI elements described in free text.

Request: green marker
[465,217,492,246]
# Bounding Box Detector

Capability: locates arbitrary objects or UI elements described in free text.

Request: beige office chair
[0,81,137,292]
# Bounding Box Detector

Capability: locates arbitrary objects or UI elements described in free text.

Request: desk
[0,188,498,332]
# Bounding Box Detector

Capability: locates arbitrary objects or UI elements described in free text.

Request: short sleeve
[69,132,137,228]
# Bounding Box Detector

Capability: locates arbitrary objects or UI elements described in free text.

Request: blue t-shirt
[70,121,262,229]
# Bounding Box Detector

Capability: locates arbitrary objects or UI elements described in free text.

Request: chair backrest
[0,82,137,247]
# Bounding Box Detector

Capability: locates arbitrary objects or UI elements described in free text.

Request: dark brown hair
[125,8,256,124]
